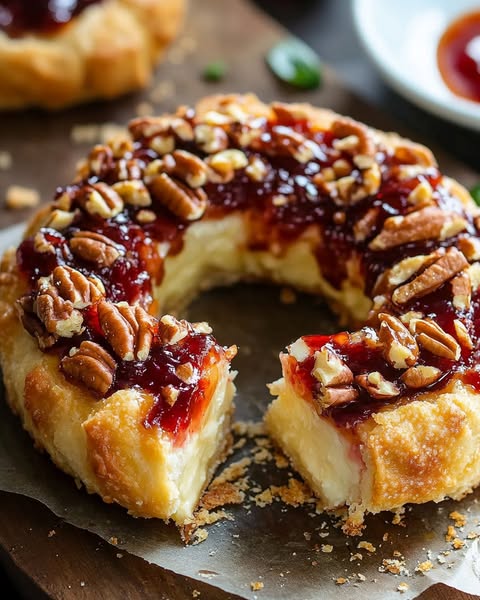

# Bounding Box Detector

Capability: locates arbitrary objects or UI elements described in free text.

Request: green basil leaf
[471,184,480,205]
[266,38,322,90]
[203,61,227,82]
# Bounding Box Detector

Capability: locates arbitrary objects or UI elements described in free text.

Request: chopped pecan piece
[453,319,474,350]
[312,346,353,387]
[194,124,228,154]
[98,301,156,361]
[129,116,193,142]
[353,207,380,242]
[176,362,196,384]
[451,271,472,310]
[206,149,249,183]
[70,231,124,268]
[245,156,268,182]
[43,209,77,231]
[317,386,358,412]
[112,180,151,207]
[16,295,57,349]
[331,118,375,156]
[81,183,124,219]
[458,236,480,261]
[265,126,319,163]
[113,158,142,182]
[392,247,468,306]
[401,365,442,389]
[158,314,189,345]
[61,341,116,396]
[51,266,104,308]
[161,384,180,406]
[33,232,55,254]
[149,173,207,220]
[356,371,400,399]
[35,291,83,338]
[378,313,419,369]
[162,150,209,188]
[369,207,467,251]
[409,319,461,361]
[87,145,114,177]
[407,180,434,207]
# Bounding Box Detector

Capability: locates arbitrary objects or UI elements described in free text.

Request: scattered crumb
[80,581,85,587]
[6,185,40,209]
[445,525,457,542]
[232,421,265,438]
[116,553,123,559]
[250,581,264,591]
[201,481,245,511]
[273,452,289,469]
[356,573,366,582]
[270,478,313,507]
[252,447,272,464]
[335,577,348,585]
[321,544,333,553]
[449,511,467,528]
[397,582,409,593]
[136,101,154,117]
[451,538,465,550]
[253,488,274,508]
[303,531,312,541]
[357,541,376,553]
[192,591,201,598]
[379,559,408,576]
[392,509,406,526]
[279,287,297,304]
[383,533,389,542]
[192,528,208,545]
[415,560,433,574]
[109,536,118,545]
[47,529,56,538]
[0,150,12,170]
[350,553,363,562]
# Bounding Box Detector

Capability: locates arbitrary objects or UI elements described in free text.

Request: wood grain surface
[0,0,479,598]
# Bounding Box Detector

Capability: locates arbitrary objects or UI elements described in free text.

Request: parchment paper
[0,224,479,600]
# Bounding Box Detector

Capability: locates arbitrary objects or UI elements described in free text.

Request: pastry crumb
[250,581,264,591]
[6,185,40,209]
[451,538,465,550]
[445,525,457,542]
[192,528,208,545]
[109,536,118,545]
[449,511,467,527]
[192,591,201,598]
[415,560,433,574]
[357,541,376,553]
[321,544,333,553]
[47,529,56,538]
[397,582,409,593]
[335,577,348,585]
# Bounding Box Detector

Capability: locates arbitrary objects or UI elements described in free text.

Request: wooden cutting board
[0,1,478,598]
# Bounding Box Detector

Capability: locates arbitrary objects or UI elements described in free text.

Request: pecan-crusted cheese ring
[0,0,185,109]
[1,94,480,533]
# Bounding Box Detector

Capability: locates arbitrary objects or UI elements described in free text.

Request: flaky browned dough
[0,0,185,109]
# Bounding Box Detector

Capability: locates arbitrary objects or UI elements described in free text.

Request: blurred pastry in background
[0,0,186,110]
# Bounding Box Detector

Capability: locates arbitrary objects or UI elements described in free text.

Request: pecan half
[401,365,442,388]
[149,173,207,220]
[112,180,151,207]
[378,313,419,369]
[35,291,83,338]
[369,207,467,251]
[392,247,468,306]
[98,301,156,361]
[80,183,124,219]
[409,318,461,361]
[70,231,124,268]
[61,341,116,396]
[356,371,400,399]
[453,319,474,350]
[113,158,142,182]
[312,346,353,387]
[51,266,104,308]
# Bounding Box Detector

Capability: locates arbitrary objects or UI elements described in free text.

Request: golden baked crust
[0,0,185,109]
[2,93,480,533]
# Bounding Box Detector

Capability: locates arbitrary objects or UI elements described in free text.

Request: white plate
[353,0,480,130]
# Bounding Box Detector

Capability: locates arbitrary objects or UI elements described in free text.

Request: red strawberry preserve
[0,0,102,37]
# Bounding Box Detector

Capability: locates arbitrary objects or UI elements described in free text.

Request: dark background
[1,0,479,597]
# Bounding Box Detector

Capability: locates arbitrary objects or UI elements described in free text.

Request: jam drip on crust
[13,97,480,434]
[0,1,102,37]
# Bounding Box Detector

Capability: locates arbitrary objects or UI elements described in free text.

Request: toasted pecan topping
[194,124,228,154]
[317,386,358,412]
[35,291,83,338]
[98,301,156,362]
[331,118,375,156]
[401,365,442,388]
[129,116,193,142]
[312,346,353,387]
[43,208,77,231]
[453,319,474,349]
[16,295,57,350]
[451,271,472,311]
[378,313,419,369]
[409,318,461,361]
[113,158,142,182]
[70,231,125,268]
[87,145,113,176]
[80,182,124,219]
[369,207,467,251]
[61,341,116,396]
[112,180,151,207]
[33,232,55,254]
[458,236,480,261]
[206,149,249,183]
[356,371,400,399]
[163,150,209,188]
[158,314,189,345]
[392,247,468,305]
[51,266,104,309]
[353,207,380,242]
[149,173,207,220]
[176,362,195,384]
[161,384,180,406]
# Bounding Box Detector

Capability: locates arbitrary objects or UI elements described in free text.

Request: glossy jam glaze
[438,10,480,103]
[16,110,480,434]
[0,0,102,37]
